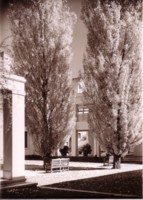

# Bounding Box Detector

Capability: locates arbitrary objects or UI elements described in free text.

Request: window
[78,132,81,139]
[77,80,84,93]
[77,105,89,114]
[77,131,89,156]
[25,131,28,148]
[77,105,89,121]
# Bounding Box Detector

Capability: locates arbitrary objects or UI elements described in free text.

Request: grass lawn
[47,169,142,196]
[1,169,142,198]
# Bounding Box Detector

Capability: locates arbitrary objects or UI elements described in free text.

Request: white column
[93,138,100,157]
[71,129,77,156]
[93,137,97,156]
[2,74,26,179]
[96,141,100,157]
[0,93,3,165]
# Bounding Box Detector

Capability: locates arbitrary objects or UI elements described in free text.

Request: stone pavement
[25,160,143,186]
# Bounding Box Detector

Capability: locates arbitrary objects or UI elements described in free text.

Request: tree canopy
[81,0,143,168]
[9,0,76,157]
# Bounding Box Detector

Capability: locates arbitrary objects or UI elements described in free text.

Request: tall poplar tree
[9,0,76,158]
[81,0,143,168]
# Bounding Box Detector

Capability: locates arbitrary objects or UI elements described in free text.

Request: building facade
[24,77,100,157]
[25,77,143,157]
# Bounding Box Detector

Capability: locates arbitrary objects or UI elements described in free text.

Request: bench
[45,158,70,173]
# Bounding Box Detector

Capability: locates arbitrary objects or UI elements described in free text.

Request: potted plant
[60,145,69,156]
[81,143,92,156]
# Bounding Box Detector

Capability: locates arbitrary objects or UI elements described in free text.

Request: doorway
[77,131,92,156]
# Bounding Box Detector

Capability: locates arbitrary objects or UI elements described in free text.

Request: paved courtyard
[25,160,143,186]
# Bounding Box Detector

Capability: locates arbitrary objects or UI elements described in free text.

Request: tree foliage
[9,0,76,157]
[81,0,143,165]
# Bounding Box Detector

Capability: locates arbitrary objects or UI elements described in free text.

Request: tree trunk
[112,155,121,169]
[43,155,51,171]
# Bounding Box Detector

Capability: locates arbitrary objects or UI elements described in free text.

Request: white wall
[134,143,143,156]
[25,133,36,155]
[0,93,3,164]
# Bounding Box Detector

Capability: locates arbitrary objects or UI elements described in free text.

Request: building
[25,77,101,157]
[25,77,143,158]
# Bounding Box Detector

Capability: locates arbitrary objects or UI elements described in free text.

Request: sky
[68,0,87,78]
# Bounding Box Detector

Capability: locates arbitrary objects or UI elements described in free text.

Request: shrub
[60,145,69,156]
[80,143,92,156]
